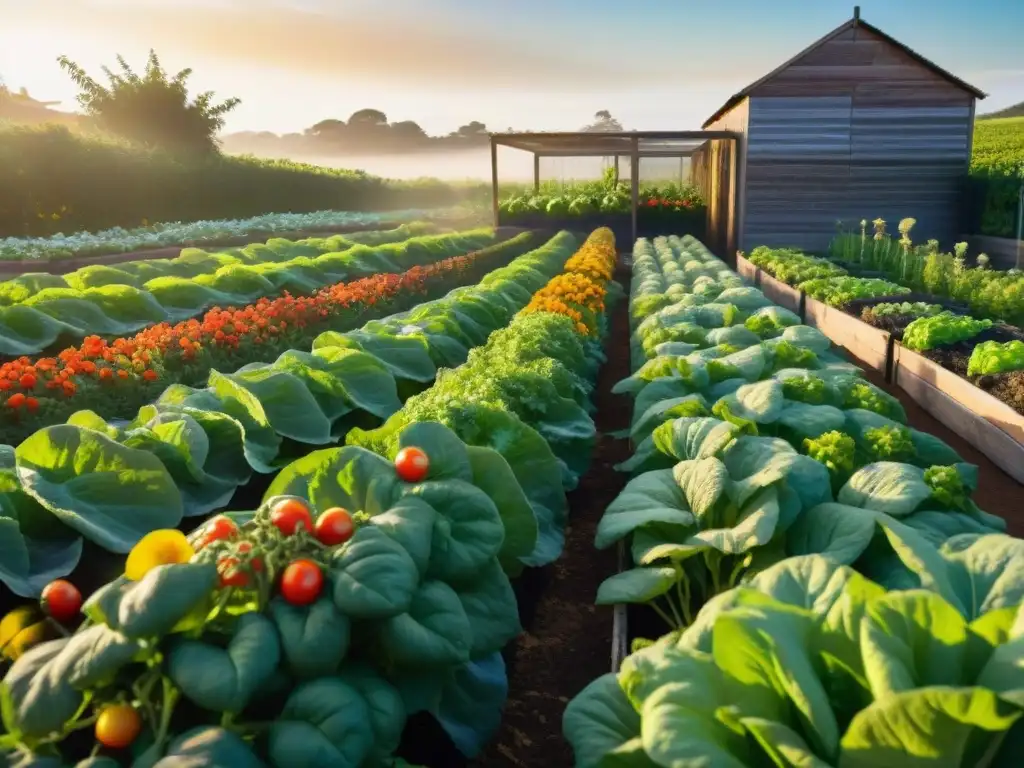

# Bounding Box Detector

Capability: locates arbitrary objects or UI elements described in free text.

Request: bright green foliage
[862,424,915,462]
[799,276,909,307]
[902,312,993,351]
[967,339,1024,376]
[565,554,1024,767]
[863,301,943,319]
[803,430,856,487]
[747,246,846,283]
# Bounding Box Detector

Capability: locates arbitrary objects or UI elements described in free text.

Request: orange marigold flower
[143,369,158,382]
[6,393,26,409]
[19,374,36,390]
[25,397,39,413]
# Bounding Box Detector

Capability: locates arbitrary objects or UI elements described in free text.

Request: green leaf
[330,526,419,619]
[563,673,643,768]
[466,445,538,572]
[595,470,694,550]
[269,598,350,680]
[860,591,972,696]
[369,497,437,576]
[94,562,218,638]
[838,462,931,517]
[313,329,437,383]
[432,653,509,758]
[454,559,521,656]
[15,425,183,553]
[168,613,281,713]
[155,726,265,768]
[403,480,504,582]
[377,581,472,667]
[210,368,332,445]
[336,663,407,763]
[596,567,678,605]
[787,503,880,565]
[839,687,1022,767]
[1,638,81,739]
[0,518,82,598]
[263,446,398,517]
[268,678,375,768]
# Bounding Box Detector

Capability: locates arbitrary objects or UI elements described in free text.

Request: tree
[454,120,488,138]
[348,109,388,127]
[582,110,623,132]
[57,50,240,155]
[389,120,428,146]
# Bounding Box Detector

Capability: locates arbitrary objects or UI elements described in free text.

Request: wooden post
[614,155,620,184]
[630,136,640,246]
[490,137,499,228]
[533,154,540,193]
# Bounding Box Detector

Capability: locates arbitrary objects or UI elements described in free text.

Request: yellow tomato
[125,529,195,581]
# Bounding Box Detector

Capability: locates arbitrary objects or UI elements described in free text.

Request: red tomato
[217,556,249,588]
[40,580,82,624]
[280,559,323,605]
[270,498,313,536]
[236,541,264,572]
[315,508,355,546]
[394,447,429,483]
[196,515,238,549]
[95,704,142,749]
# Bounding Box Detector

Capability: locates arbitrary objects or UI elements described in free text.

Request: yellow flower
[125,529,195,581]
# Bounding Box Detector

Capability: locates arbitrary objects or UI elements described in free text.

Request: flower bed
[0,225,490,359]
[0,231,527,446]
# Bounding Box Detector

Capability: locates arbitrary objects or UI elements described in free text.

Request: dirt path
[470,270,632,768]
[858,363,1024,536]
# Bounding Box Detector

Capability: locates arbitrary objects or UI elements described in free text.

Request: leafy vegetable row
[0,232,538,446]
[0,232,578,598]
[0,229,619,767]
[0,226,492,357]
[0,207,455,262]
[565,234,1021,766]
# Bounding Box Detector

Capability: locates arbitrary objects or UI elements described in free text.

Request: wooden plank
[804,298,891,377]
[894,343,1024,445]
[893,354,1024,485]
[736,253,760,285]
[757,271,803,316]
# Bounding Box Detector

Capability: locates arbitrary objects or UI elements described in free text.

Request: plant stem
[649,601,678,631]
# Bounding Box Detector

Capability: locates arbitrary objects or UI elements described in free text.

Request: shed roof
[490,131,735,157]
[702,9,987,128]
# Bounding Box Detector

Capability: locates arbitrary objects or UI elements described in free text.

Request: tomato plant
[236,541,264,571]
[280,559,323,605]
[40,580,82,624]
[95,704,142,749]
[217,556,249,588]
[196,515,238,549]
[394,446,429,483]
[315,508,355,546]
[270,498,314,536]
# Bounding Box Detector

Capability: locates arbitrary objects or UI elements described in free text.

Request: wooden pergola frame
[489,130,739,243]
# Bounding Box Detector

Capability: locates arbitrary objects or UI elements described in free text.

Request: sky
[1,0,1022,137]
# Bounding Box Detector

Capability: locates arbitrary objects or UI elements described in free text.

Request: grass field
[970,116,1024,237]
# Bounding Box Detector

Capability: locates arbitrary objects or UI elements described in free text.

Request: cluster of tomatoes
[194,445,431,606]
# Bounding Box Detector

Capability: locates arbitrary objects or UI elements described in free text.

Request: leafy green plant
[799,276,909,307]
[566,552,1024,767]
[902,312,993,351]
[747,246,846,284]
[0,425,522,764]
[862,301,943,320]
[968,339,1024,376]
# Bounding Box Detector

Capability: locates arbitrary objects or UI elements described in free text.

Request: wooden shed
[703,6,986,253]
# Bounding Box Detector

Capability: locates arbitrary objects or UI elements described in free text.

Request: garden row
[0,228,620,766]
[0,209,457,264]
[0,222,482,358]
[0,228,531,447]
[744,241,1024,484]
[0,228,573,599]
[564,234,1024,766]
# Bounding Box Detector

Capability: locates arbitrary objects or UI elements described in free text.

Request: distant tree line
[220,110,627,156]
[6,49,627,158]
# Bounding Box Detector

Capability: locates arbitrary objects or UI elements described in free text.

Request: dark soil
[468,267,632,768]
[844,292,972,340]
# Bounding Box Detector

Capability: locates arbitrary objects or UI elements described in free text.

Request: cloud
[8,0,673,90]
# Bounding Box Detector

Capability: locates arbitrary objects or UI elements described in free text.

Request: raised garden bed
[756,269,803,316]
[893,340,1024,484]
[804,295,892,377]
[735,252,759,285]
